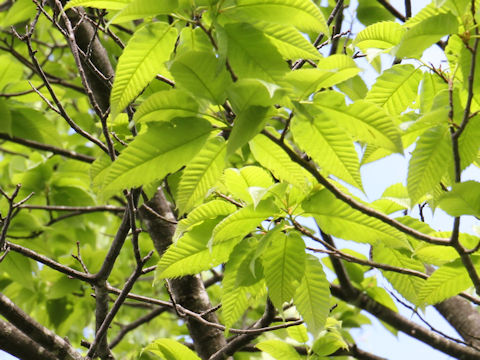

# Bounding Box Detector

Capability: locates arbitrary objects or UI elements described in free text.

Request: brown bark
[331,284,480,360]
[0,320,56,360]
[435,295,480,348]
[139,189,228,360]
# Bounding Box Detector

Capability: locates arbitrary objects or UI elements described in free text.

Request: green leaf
[365,64,422,116]
[0,98,12,136]
[397,13,459,58]
[365,286,397,312]
[263,231,306,309]
[356,0,395,26]
[302,189,409,248]
[177,136,227,214]
[227,106,271,156]
[157,219,237,278]
[258,23,320,60]
[419,72,448,114]
[287,324,309,343]
[99,118,211,196]
[222,238,264,328]
[133,89,200,124]
[222,166,274,203]
[313,332,347,356]
[212,198,279,244]
[355,21,404,51]
[10,107,61,146]
[0,252,35,291]
[371,183,410,214]
[372,246,426,304]
[437,181,480,217]
[284,55,360,100]
[0,55,23,91]
[249,134,312,189]
[418,256,480,305]
[227,78,281,112]
[173,200,236,242]
[313,91,403,152]
[226,80,281,155]
[458,115,480,170]
[111,0,178,23]
[407,125,452,204]
[1,0,36,27]
[294,255,330,337]
[144,338,201,360]
[170,50,231,105]
[256,340,302,360]
[64,0,130,10]
[404,2,448,27]
[110,22,177,118]
[292,104,362,190]
[220,23,289,83]
[221,0,328,34]
[336,75,368,101]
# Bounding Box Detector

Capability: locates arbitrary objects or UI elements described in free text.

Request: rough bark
[139,189,228,360]
[435,296,480,348]
[331,284,480,360]
[0,293,83,360]
[65,7,115,113]
[0,320,56,360]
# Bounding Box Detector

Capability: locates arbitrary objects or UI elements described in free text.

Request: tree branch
[0,293,83,360]
[262,131,450,245]
[331,284,480,359]
[0,132,95,163]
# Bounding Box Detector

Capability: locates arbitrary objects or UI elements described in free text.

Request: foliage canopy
[0,0,480,360]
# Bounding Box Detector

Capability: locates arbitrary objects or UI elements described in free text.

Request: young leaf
[292,105,362,190]
[212,198,279,244]
[302,189,409,248]
[458,115,480,170]
[99,118,211,196]
[111,0,178,23]
[365,64,422,116]
[170,50,231,105]
[354,21,404,51]
[173,200,237,242]
[437,181,480,217]
[144,338,201,360]
[284,55,360,99]
[313,91,403,152]
[222,166,274,203]
[418,256,480,305]
[10,108,61,146]
[258,23,320,60]
[336,75,368,101]
[110,22,177,118]
[220,0,328,34]
[222,238,265,328]
[407,125,452,205]
[356,0,395,26]
[256,340,302,360]
[64,0,129,10]
[177,136,227,215]
[227,106,271,156]
[263,231,306,309]
[372,246,426,305]
[249,134,312,189]
[220,23,289,83]
[132,89,200,124]
[294,255,330,337]
[157,219,237,278]
[396,13,459,58]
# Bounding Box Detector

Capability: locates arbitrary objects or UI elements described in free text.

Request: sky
[1,1,479,360]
